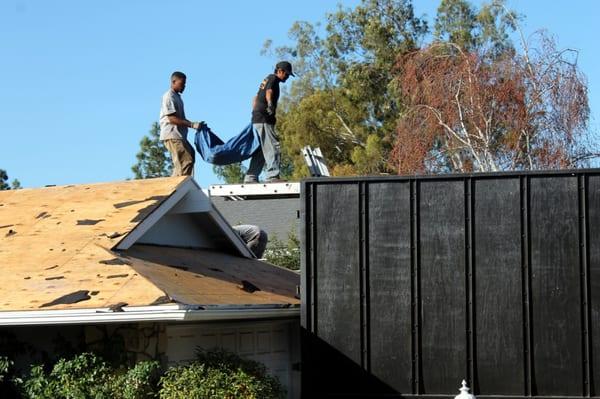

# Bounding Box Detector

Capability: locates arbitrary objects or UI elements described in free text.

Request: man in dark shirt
[244,61,294,183]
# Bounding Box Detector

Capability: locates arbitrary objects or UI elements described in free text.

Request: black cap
[276,61,295,77]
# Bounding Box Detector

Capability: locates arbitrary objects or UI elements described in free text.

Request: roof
[211,196,299,241]
[0,177,299,318]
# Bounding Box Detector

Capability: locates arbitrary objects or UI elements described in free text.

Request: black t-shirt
[252,74,281,124]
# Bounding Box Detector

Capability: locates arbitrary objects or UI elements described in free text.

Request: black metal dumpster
[300,169,600,397]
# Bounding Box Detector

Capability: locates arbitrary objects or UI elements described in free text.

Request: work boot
[243,175,259,184]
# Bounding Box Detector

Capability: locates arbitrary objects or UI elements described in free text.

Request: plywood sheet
[124,245,300,305]
[0,177,185,310]
[0,177,298,311]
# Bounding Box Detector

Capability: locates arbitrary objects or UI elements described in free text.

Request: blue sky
[1,0,598,188]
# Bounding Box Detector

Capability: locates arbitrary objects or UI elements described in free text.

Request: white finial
[454,380,475,399]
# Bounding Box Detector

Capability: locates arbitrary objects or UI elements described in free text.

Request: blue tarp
[194,123,261,165]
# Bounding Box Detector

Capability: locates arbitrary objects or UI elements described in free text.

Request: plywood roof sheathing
[0,177,299,315]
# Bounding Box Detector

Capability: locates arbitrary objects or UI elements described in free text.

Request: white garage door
[166,319,299,399]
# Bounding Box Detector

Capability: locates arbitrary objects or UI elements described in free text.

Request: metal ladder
[301,146,330,177]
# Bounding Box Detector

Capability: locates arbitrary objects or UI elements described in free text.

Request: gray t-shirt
[159,88,188,140]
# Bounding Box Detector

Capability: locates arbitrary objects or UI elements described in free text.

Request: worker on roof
[243,61,294,184]
[159,71,204,176]
[233,224,268,259]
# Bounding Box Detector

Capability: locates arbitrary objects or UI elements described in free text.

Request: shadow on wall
[301,328,399,398]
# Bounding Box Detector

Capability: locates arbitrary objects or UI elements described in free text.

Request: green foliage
[277,89,370,179]
[263,0,528,176]
[0,355,20,398]
[15,349,283,399]
[434,0,517,54]
[264,230,300,271]
[264,0,428,177]
[212,157,294,183]
[111,361,161,399]
[0,356,11,383]
[351,134,385,175]
[19,353,160,399]
[0,170,8,190]
[21,365,56,398]
[0,170,22,190]
[132,122,172,179]
[21,354,113,398]
[159,348,285,399]
[213,163,247,184]
[434,0,477,50]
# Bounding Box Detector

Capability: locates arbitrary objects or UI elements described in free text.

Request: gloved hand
[266,102,275,116]
[190,121,205,130]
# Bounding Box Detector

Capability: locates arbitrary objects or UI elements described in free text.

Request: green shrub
[159,348,285,399]
[16,349,284,398]
[0,355,20,397]
[111,360,161,399]
[0,356,11,382]
[264,231,300,271]
[20,352,159,399]
[20,364,59,398]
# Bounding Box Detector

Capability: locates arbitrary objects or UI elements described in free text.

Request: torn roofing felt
[0,177,299,311]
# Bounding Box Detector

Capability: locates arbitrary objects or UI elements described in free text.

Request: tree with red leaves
[391,29,593,174]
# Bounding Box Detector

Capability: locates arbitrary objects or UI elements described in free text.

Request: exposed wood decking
[0,177,299,311]
[126,245,299,305]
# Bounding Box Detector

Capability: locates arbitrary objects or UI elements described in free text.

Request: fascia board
[0,306,300,326]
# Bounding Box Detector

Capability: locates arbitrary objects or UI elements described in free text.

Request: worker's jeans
[244,123,280,182]
[233,224,268,258]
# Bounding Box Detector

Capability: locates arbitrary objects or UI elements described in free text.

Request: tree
[0,170,20,190]
[0,170,9,190]
[434,0,478,51]
[131,123,172,179]
[434,0,517,54]
[263,0,428,177]
[391,28,592,173]
[212,158,294,183]
[212,163,247,184]
[277,89,372,178]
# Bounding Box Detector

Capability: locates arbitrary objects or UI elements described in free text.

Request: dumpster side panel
[368,182,412,392]
[530,176,582,395]
[419,180,466,393]
[473,178,524,394]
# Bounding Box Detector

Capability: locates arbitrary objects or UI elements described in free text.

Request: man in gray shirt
[160,71,203,176]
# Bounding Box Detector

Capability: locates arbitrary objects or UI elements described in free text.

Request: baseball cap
[276,61,295,77]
